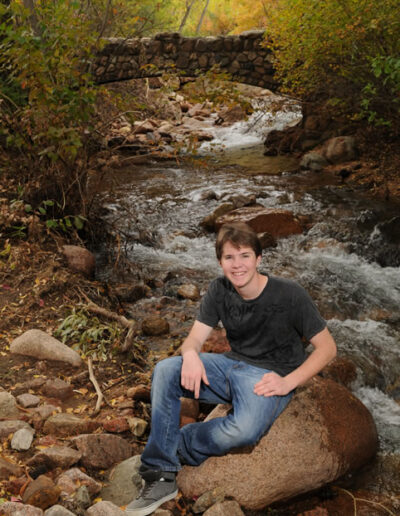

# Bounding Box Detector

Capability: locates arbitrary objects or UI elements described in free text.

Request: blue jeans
[140,353,293,473]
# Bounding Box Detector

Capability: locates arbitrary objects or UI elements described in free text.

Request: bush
[265,0,400,127]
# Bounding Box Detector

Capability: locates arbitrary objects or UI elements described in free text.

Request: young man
[126,222,337,516]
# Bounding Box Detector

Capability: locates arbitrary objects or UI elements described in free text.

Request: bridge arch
[94,30,278,91]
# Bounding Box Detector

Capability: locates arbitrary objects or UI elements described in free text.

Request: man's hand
[253,372,291,397]
[181,349,209,399]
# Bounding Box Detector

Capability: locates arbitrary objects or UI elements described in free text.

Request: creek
[95,99,400,499]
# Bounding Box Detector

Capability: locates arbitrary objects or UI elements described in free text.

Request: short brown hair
[216,222,262,260]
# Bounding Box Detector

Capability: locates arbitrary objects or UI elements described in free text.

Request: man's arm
[180,320,213,398]
[253,327,337,397]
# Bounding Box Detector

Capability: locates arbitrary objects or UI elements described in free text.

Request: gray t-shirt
[197,274,326,376]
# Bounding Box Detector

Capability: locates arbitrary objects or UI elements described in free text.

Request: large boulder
[215,206,303,239]
[10,329,82,367]
[177,377,378,510]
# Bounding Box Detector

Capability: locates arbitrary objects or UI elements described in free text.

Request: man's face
[219,240,261,291]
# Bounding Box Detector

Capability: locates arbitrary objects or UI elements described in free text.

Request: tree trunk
[195,0,210,35]
[22,0,41,36]
[178,0,197,33]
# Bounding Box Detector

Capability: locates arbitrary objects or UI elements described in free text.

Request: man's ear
[256,255,262,267]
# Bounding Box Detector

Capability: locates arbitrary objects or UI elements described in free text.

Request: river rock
[0,457,24,479]
[100,455,142,506]
[0,391,19,419]
[127,416,148,437]
[0,502,44,515]
[22,475,61,510]
[44,505,76,516]
[126,384,151,402]
[102,417,130,433]
[202,329,230,354]
[215,206,303,239]
[11,427,35,451]
[72,434,132,469]
[43,379,73,401]
[0,419,33,438]
[204,501,245,516]
[27,446,82,469]
[300,151,329,172]
[17,393,41,408]
[192,486,226,513]
[61,245,95,278]
[322,136,358,164]
[200,203,235,231]
[86,500,125,516]
[177,377,378,509]
[10,329,82,367]
[56,468,102,497]
[177,284,200,301]
[141,316,170,336]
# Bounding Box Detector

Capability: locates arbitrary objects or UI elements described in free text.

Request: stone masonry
[93,30,278,90]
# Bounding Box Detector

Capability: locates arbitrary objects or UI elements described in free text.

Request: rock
[216,105,247,126]
[0,502,44,515]
[192,486,226,513]
[43,413,99,437]
[0,457,24,480]
[10,329,82,367]
[44,505,76,515]
[61,245,95,278]
[0,419,33,438]
[126,384,151,402]
[56,468,102,497]
[202,329,230,354]
[27,446,82,469]
[133,119,157,134]
[17,393,41,408]
[100,455,142,506]
[154,510,173,516]
[177,377,378,510]
[11,427,35,451]
[321,356,357,388]
[180,398,199,421]
[322,136,358,164]
[203,500,245,516]
[300,151,329,172]
[0,391,19,419]
[215,206,303,239]
[200,203,235,231]
[141,317,170,336]
[72,434,132,469]
[43,379,73,401]
[86,500,125,515]
[73,485,91,509]
[113,283,149,303]
[177,284,200,301]
[22,475,61,510]
[257,232,277,249]
[32,405,60,420]
[127,417,148,437]
[102,417,129,433]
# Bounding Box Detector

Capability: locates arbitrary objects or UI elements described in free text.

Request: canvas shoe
[125,475,178,516]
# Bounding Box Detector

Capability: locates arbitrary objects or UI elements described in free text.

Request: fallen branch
[88,356,104,415]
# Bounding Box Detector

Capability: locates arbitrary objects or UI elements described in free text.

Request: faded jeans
[140,353,293,474]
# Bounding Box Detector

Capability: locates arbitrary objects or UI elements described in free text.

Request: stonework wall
[94,30,278,90]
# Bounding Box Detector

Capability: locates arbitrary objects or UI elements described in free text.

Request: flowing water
[96,98,400,496]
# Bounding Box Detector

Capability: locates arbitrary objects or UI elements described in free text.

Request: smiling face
[219,240,262,296]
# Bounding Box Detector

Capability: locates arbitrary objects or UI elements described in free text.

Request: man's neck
[236,273,268,300]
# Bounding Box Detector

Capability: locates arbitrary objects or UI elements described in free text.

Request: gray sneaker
[125,476,178,516]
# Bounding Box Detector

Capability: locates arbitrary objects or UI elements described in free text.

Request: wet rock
[177,377,378,510]
[43,413,99,437]
[113,283,149,303]
[102,417,130,433]
[142,316,170,336]
[126,384,151,402]
[0,391,19,418]
[27,446,82,469]
[10,329,82,367]
[86,500,125,515]
[17,393,41,408]
[192,486,226,513]
[0,419,33,438]
[177,284,200,301]
[72,434,132,469]
[0,502,44,515]
[11,427,35,451]
[100,455,142,506]
[0,457,24,480]
[203,500,245,516]
[300,151,329,172]
[215,206,303,239]
[322,136,358,164]
[43,379,73,401]
[127,416,148,437]
[61,245,95,278]
[44,505,76,515]
[257,232,277,249]
[202,329,230,354]
[215,105,247,126]
[200,203,235,231]
[22,475,61,510]
[56,468,102,497]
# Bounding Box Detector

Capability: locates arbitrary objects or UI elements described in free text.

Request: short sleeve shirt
[196,274,326,376]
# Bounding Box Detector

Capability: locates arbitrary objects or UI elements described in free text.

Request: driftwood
[88,357,104,415]
[79,290,137,352]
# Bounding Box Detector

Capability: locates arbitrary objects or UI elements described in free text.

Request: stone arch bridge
[94,30,278,91]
